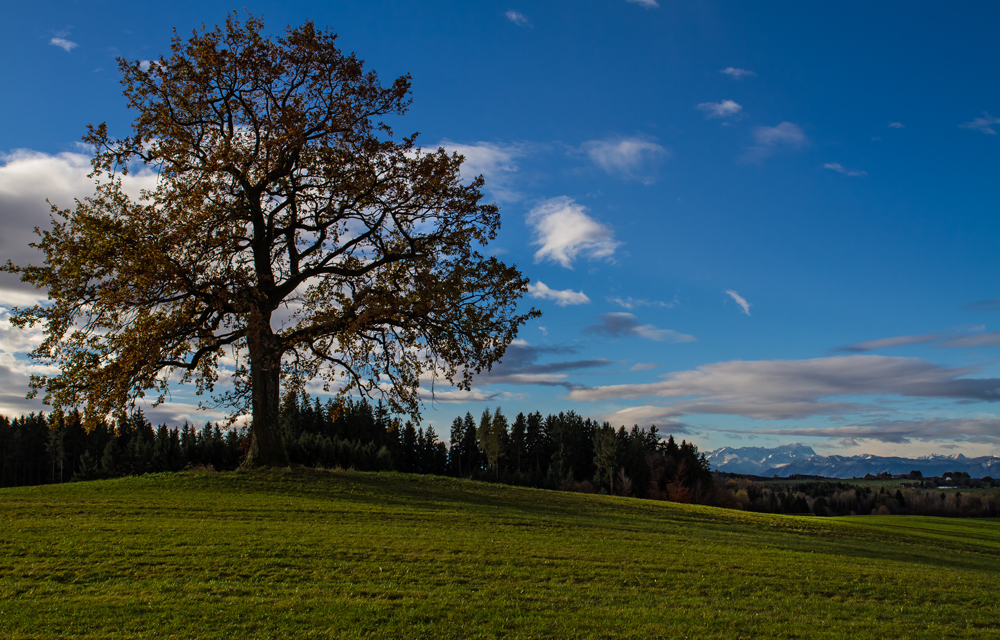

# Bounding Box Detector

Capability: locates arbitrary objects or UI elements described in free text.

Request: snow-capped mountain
[703,443,817,475]
[705,444,1000,478]
[767,453,1000,479]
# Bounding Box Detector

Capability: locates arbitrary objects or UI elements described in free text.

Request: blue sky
[1,1,999,457]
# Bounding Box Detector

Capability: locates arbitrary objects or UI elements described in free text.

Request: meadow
[1,469,998,639]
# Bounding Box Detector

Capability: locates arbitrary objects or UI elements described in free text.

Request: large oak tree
[4,13,538,467]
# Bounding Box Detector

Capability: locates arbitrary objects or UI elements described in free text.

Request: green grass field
[1,470,997,639]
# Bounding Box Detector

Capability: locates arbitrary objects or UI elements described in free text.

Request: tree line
[719,477,1000,518]
[0,410,246,486]
[0,393,716,505]
[5,398,998,517]
[277,394,716,501]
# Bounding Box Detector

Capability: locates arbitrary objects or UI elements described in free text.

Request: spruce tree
[509,413,526,474]
[448,416,465,476]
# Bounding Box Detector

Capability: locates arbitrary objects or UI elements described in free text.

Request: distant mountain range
[704,443,818,475]
[704,443,1000,479]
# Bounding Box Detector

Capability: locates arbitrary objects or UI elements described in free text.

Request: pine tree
[461,412,479,476]
[593,424,618,493]
[477,407,508,477]
[509,413,527,474]
[400,421,418,473]
[526,411,545,475]
[448,416,465,476]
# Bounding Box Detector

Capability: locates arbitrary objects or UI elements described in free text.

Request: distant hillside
[706,444,1000,478]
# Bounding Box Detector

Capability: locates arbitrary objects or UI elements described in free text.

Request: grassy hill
[1,470,998,639]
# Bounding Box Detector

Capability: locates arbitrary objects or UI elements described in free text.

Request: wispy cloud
[570,350,1000,443]
[527,281,590,306]
[940,333,1000,348]
[749,417,1000,445]
[697,100,743,120]
[836,329,1000,352]
[837,334,942,353]
[754,122,806,146]
[569,355,1000,406]
[526,196,620,269]
[599,405,692,433]
[724,289,751,315]
[967,299,1000,312]
[960,112,1000,135]
[888,122,905,129]
[584,313,695,343]
[607,296,675,310]
[419,387,500,404]
[720,67,756,79]
[436,140,527,202]
[630,362,660,371]
[625,0,660,8]
[743,122,807,162]
[49,37,77,52]
[581,135,669,184]
[824,162,867,177]
[480,340,611,389]
[505,10,531,27]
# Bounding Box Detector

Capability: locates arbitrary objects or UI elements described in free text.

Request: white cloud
[526,196,620,268]
[724,289,751,315]
[419,387,499,404]
[584,355,1000,444]
[505,10,531,27]
[720,67,756,79]
[0,307,58,383]
[607,296,674,310]
[0,151,161,417]
[581,135,668,184]
[49,37,77,52]
[527,281,590,306]
[754,122,806,146]
[139,400,238,427]
[697,100,743,119]
[744,122,807,162]
[626,0,660,8]
[0,150,157,303]
[584,313,695,343]
[679,400,866,420]
[888,122,905,129]
[600,400,869,428]
[600,405,690,432]
[960,112,1000,135]
[749,417,1000,445]
[435,140,526,202]
[569,355,1000,405]
[824,162,868,177]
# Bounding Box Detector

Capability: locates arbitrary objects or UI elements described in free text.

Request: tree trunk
[242,308,289,468]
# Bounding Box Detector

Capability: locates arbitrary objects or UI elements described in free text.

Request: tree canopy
[4,13,537,466]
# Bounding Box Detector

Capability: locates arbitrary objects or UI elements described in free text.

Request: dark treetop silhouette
[4,13,538,467]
